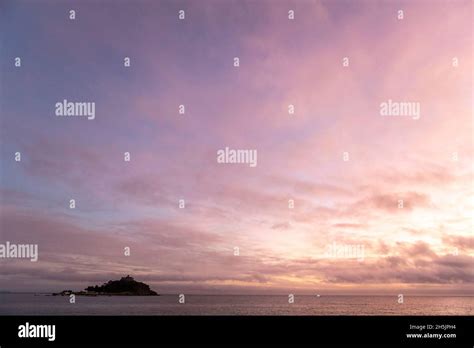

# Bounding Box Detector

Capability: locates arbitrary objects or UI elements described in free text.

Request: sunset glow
[0,0,472,295]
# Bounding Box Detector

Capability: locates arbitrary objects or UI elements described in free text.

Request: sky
[0,0,473,295]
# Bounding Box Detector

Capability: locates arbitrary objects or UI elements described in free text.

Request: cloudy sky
[0,0,472,294]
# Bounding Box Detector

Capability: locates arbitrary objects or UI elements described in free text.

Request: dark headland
[53,275,159,296]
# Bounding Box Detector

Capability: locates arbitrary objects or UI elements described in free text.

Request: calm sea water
[0,294,472,315]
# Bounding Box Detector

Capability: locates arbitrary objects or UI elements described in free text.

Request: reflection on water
[0,294,472,315]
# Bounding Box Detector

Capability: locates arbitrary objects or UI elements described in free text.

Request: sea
[0,294,472,315]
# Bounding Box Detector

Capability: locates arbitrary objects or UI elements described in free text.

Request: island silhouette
[53,275,158,296]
